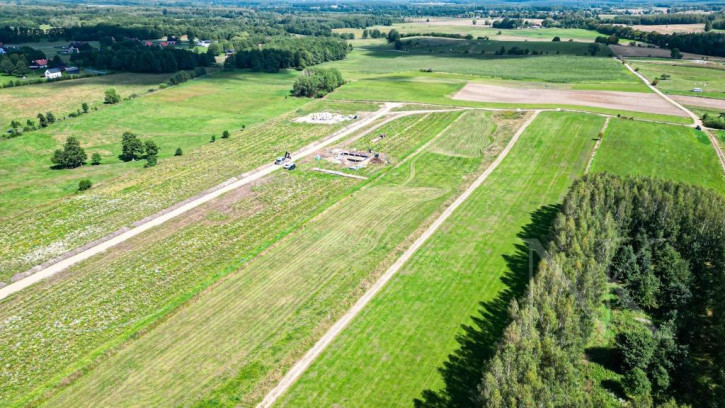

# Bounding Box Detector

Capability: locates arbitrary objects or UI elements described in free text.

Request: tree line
[600,13,711,25]
[69,40,215,73]
[476,173,725,407]
[224,37,349,72]
[591,23,725,57]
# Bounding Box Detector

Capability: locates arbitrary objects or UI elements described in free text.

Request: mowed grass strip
[40,110,514,407]
[590,119,725,193]
[0,98,377,282]
[276,111,602,408]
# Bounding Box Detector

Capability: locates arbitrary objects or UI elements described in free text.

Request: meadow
[631,59,725,99]
[0,72,171,125]
[26,110,523,407]
[590,119,725,193]
[0,93,377,282]
[277,111,603,407]
[325,40,632,83]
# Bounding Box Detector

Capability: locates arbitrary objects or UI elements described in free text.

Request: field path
[256,110,541,408]
[585,117,610,174]
[0,103,400,301]
[621,59,725,174]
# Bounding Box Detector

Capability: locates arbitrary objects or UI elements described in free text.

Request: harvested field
[672,95,725,110]
[630,24,704,34]
[453,82,687,116]
[608,44,723,61]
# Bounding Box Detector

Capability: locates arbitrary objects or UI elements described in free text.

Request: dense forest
[224,37,349,72]
[476,173,724,407]
[593,24,725,56]
[69,41,214,73]
[600,13,710,25]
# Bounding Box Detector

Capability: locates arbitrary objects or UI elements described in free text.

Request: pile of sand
[294,112,357,125]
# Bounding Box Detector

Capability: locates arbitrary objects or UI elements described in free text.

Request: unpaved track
[256,110,542,408]
[585,117,610,174]
[0,103,401,301]
[622,59,725,173]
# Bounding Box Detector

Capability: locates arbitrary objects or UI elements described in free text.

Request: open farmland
[453,82,686,116]
[336,21,600,43]
[0,98,378,283]
[276,111,602,407]
[590,119,725,193]
[631,59,725,100]
[0,72,172,125]
[26,110,525,407]
[0,70,314,216]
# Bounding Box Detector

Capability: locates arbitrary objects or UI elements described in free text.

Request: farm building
[30,59,49,69]
[44,68,62,79]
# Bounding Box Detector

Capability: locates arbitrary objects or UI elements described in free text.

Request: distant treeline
[594,23,725,56]
[70,41,215,73]
[280,14,398,36]
[400,32,475,40]
[476,174,725,407]
[0,24,163,44]
[600,13,710,25]
[224,37,349,72]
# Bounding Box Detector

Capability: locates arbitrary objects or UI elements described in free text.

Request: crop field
[335,22,600,43]
[0,98,378,283]
[323,41,633,84]
[590,119,725,193]
[25,110,523,407]
[0,72,172,126]
[277,111,603,407]
[631,60,725,99]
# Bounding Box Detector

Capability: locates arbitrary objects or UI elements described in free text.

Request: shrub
[91,153,101,165]
[210,135,216,143]
[623,368,652,396]
[104,88,121,104]
[552,36,561,41]
[222,130,230,139]
[175,147,183,156]
[78,179,92,191]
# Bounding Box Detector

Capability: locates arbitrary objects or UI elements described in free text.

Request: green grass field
[591,119,725,193]
[0,72,171,126]
[21,110,522,407]
[324,40,632,83]
[276,111,602,407]
[631,60,725,99]
[0,94,377,282]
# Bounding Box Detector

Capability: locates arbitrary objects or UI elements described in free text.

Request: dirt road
[256,110,542,408]
[453,82,687,117]
[0,103,400,301]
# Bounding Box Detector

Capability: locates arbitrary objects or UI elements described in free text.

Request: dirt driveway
[453,82,688,117]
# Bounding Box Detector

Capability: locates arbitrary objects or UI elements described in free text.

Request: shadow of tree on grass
[413,204,561,408]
